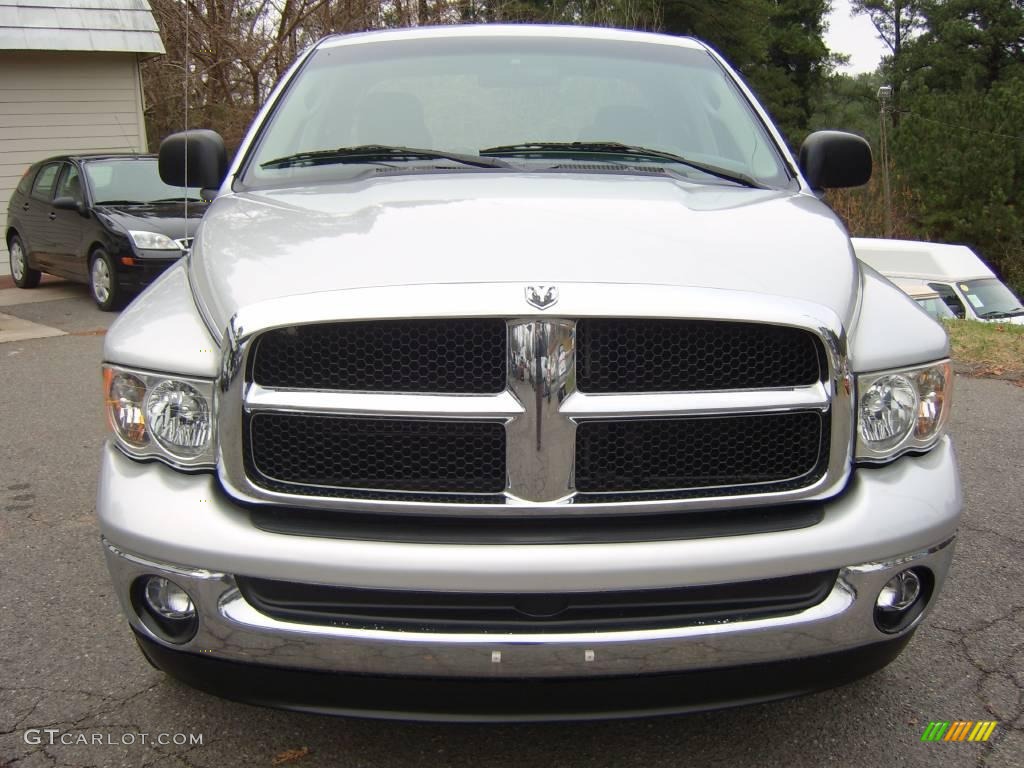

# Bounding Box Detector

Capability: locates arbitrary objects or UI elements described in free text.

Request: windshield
[243,35,791,189]
[84,159,202,205]
[958,278,1024,317]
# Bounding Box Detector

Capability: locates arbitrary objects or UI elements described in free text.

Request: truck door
[928,282,968,320]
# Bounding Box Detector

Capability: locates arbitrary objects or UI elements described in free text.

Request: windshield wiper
[95,199,145,206]
[149,196,206,204]
[479,142,766,189]
[260,145,511,170]
[977,308,1024,319]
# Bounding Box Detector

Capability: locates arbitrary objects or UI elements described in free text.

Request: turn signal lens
[914,363,952,440]
[104,369,148,446]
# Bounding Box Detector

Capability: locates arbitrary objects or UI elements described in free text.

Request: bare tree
[144,0,385,152]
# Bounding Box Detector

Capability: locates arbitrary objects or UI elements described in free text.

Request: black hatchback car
[6,154,207,310]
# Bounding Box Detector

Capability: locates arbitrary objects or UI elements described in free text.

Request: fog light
[132,576,198,644]
[144,577,195,619]
[874,568,930,634]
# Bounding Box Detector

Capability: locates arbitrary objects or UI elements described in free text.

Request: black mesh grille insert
[246,414,506,494]
[236,571,838,633]
[576,319,823,392]
[251,319,507,393]
[575,412,828,494]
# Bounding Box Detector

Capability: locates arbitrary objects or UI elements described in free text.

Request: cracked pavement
[1,285,1022,767]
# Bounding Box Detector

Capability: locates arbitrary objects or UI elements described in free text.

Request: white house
[0,0,164,267]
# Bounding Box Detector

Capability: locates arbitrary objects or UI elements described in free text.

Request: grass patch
[943,319,1024,379]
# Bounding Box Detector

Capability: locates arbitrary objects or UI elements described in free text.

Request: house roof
[0,0,165,54]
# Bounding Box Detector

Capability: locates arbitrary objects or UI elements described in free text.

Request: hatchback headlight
[856,361,952,462]
[129,230,179,250]
[103,366,215,468]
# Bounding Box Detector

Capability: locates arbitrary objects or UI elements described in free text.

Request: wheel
[89,248,123,311]
[8,233,41,289]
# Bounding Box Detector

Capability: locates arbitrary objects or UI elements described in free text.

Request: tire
[89,248,124,311]
[8,233,41,289]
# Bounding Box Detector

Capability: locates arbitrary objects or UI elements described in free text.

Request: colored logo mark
[921,721,998,742]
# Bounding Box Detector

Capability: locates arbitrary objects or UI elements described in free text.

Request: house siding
[1,50,148,260]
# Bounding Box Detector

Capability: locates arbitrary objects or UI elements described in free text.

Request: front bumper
[132,629,915,721]
[116,254,181,292]
[98,438,960,592]
[106,535,954,682]
[98,437,961,717]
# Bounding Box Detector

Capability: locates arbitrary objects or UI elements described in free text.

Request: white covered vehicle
[854,237,1024,324]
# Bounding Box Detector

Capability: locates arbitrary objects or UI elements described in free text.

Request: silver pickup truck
[98,25,961,720]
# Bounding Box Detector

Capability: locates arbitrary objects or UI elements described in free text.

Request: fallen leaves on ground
[272,747,310,765]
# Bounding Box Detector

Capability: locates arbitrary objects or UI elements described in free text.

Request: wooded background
[142,0,1024,294]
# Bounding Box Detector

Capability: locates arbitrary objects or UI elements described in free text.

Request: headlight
[103,366,215,468]
[128,230,179,250]
[147,380,212,457]
[856,361,952,462]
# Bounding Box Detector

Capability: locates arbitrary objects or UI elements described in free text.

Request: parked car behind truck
[98,25,961,720]
[6,154,206,310]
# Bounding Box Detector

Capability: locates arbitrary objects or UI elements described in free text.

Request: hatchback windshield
[84,159,202,205]
[243,34,791,189]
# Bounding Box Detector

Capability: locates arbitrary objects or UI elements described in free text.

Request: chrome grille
[576,318,822,392]
[574,412,829,495]
[245,414,506,495]
[251,319,506,393]
[222,297,848,516]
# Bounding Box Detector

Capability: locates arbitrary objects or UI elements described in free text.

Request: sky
[825,0,891,74]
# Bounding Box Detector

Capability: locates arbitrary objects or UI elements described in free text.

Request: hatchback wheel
[90,248,123,311]
[8,234,41,289]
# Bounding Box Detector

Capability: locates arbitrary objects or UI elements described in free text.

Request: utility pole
[877,85,894,238]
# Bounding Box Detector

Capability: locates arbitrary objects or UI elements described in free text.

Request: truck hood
[190,173,858,332]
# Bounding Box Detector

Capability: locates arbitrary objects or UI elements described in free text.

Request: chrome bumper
[104,536,955,679]
[99,434,961,680]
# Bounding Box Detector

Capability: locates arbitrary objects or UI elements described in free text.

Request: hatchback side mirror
[798,131,872,190]
[53,196,87,216]
[159,129,227,190]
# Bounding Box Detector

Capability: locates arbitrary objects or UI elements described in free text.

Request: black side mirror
[53,196,87,216]
[159,129,227,190]
[798,131,872,190]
